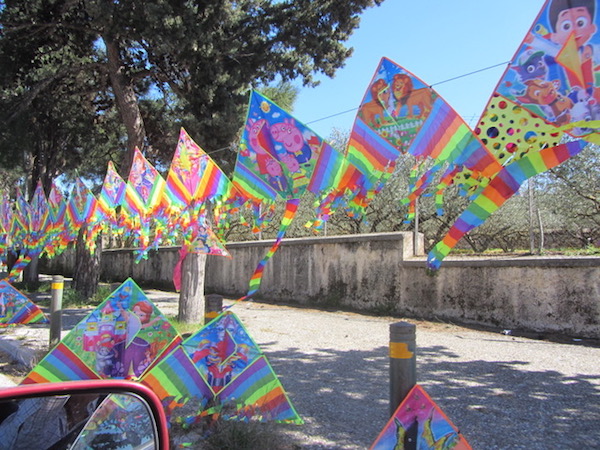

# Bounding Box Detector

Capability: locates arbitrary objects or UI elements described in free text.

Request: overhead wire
[205,60,511,156]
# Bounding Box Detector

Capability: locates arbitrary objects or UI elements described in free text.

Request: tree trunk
[23,255,39,286]
[103,35,146,175]
[72,227,102,300]
[178,252,206,324]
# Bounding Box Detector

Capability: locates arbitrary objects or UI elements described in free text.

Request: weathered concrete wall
[42,232,600,338]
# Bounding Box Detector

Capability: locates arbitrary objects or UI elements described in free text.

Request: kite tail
[434,166,462,215]
[401,162,442,223]
[428,140,587,270]
[7,252,33,282]
[236,199,300,303]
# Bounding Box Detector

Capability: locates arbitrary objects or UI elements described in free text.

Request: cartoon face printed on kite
[270,119,303,154]
[514,49,548,82]
[265,158,283,177]
[132,301,153,325]
[549,2,597,48]
[280,153,300,173]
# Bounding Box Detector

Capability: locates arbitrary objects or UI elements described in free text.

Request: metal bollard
[389,321,417,416]
[204,294,223,324]
[50,275,64,349]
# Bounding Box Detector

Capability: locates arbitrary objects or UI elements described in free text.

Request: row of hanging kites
[1,0,598,299]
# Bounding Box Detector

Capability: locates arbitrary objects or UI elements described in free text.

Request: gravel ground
[1,288,600,449]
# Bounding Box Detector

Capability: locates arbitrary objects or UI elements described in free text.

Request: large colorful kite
[427,0,599,268]
[370,385,471,449]
[165,128,233,291]
[122,148,170,261]
[232,91,327,299]
[22,278,181,384]
[141,311,303,425]
[351,57,501,222]
[95,160,126,233]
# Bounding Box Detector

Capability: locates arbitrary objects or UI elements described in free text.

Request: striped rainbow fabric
[0,280,48,326]
[240,199,300,301]
[428,139,588,269]
[141,311,302,425]
[22,342,100,384]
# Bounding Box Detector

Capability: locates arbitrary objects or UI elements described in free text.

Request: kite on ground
[141,311,302,425]
[22,278,181,384]
[370,385,471,449]
[0,280,48,326]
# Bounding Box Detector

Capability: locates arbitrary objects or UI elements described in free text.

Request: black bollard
[389,321,417,416]
[204,294,223,324]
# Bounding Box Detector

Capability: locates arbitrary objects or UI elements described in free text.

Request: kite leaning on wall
[22,278,181,384]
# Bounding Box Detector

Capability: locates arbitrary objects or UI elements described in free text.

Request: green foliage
[0,0,385,178]
[57,284,112,308]
[170,413,297,450]
[202,420,294,450]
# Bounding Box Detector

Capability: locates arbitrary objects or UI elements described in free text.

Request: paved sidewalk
[1,289,599,449]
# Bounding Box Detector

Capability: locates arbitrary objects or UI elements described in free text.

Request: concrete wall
[42,232,600,338]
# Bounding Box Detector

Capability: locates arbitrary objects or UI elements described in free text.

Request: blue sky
[293,0,547,138]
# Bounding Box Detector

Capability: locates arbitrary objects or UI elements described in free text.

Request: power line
[429,60,510,88]
[305,60,511,126]
[205,60,511,155]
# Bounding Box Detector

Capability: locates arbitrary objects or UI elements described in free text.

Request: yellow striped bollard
[50,275,64,349]
[204,294,223,324]
[389,321,417,416]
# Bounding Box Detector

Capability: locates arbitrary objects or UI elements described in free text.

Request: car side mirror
[0,380,169,449]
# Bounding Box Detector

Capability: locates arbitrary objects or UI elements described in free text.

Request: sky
[292,0,548,139]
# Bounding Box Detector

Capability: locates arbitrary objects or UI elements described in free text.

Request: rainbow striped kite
[22,278,181,384]
[141,311,302,425]
[370,385,471,449]
[233,90,329,299]
[427,0,599,268]
[351,57,500,221]
[0,280,48,326]
[95,160,126,230]
[122,148,170,261]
